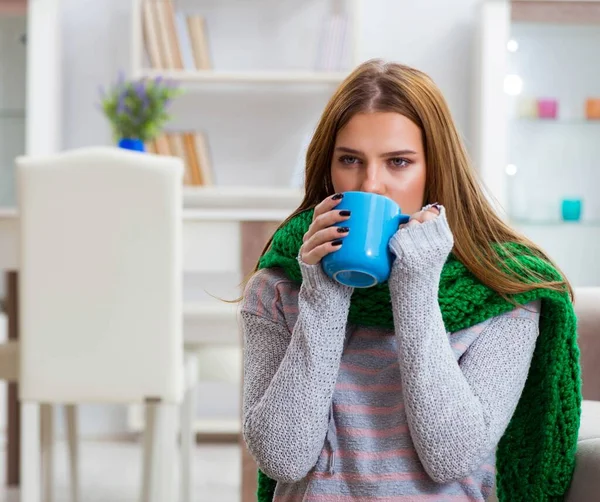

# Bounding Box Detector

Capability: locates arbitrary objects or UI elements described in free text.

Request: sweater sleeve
[387,213,540,483]
[240,261,353,483]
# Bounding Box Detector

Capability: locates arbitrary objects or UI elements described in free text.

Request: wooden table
[0,187,299,501]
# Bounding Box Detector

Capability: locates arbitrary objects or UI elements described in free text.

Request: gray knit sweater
[240,212,540,501]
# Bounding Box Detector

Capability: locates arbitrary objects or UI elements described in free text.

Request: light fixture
[506,164,518,176]
[504,74,523,96]
[507,39,519,52]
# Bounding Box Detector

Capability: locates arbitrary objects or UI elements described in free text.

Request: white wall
[357,0,481,147]
[1,0,486,438]
[61,0,131,150]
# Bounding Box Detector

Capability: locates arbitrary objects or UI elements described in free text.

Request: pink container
[537,99,558,119]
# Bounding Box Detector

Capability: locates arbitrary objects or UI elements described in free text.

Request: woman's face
[330,112,427,214]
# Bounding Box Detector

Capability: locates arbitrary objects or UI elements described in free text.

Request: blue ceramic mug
[321,191,410,288]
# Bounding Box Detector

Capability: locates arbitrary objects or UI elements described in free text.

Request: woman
[239,59,580,501]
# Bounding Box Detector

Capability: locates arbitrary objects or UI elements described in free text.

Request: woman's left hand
[401,203,442,229]
[390,203,454,273]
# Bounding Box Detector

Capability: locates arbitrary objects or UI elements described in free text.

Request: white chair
[0,309,79,501]
[16,146,193,502]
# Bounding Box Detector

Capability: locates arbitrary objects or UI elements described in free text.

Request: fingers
[301,193,350,265]
[418,210,439,223]
[401,203,442,229]
[300,236,343,266]
[304,224,348,252]
[301,225,350,265]
[313,192,344,220]
[303,193,350,243]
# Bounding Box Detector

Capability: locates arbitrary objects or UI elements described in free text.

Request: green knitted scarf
[254,209,581,502]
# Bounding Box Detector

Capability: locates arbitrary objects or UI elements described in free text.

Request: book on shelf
[142,0,162,68]
[145,131,214,186]
[186,15,212,70]
[142,0,212,72]
[315,12,349,72]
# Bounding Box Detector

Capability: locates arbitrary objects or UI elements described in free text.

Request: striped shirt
[241,262,540,501]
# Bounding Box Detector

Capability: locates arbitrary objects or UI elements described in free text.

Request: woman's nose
[360,165,385,195]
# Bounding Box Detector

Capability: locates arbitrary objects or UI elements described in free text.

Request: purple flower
[133,80,150,111]
[123,103,141,124]
[134,80,146,99]
[117,89,126,114]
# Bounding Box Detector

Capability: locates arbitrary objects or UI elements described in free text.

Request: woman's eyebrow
[335,146,418,156]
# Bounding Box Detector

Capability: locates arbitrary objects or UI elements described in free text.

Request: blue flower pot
[118,138,145,152]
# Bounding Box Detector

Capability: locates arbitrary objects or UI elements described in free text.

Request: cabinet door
[506,3,600,224]
[476,0,600,286]
[0,11,26,206]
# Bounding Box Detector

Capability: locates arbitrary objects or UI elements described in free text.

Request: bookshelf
[129,0,362,191]
[131,0,361,79]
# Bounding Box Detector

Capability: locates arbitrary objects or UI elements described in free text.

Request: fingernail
[331,239,343,246]
[337,226,349,233]
[423,202,442,213]
[332,193,344,200]
[339,210,351,217]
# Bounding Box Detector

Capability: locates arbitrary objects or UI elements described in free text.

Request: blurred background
[0,0,599,501]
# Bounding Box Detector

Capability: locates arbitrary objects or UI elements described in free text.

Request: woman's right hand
[299,193,351,265]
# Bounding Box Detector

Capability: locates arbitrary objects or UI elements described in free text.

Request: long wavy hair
[247,59,571,298]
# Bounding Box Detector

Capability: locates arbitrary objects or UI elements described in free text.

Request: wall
[0,0,486,437]
[357,0,481,147]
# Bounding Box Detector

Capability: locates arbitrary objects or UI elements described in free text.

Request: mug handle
[399,214,410,225]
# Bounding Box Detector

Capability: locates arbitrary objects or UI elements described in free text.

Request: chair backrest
[574,287,600,401]
[17,147,184,404]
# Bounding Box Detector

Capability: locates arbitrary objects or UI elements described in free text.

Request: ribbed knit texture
[255,209,581,502]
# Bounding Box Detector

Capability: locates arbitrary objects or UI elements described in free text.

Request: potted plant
[99,73,182,152]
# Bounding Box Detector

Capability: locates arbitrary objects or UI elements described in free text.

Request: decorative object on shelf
[585,98,600,120]
[142,0,212,71]
[537,98,558,119]
[99,72,182,152]
[561,198,582,222]
[517,97,537,119]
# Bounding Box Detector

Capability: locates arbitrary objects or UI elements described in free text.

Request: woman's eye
[390,157,410,168]
[339,155,360,165]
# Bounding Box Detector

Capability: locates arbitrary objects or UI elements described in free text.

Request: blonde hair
[246,59,572,299]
